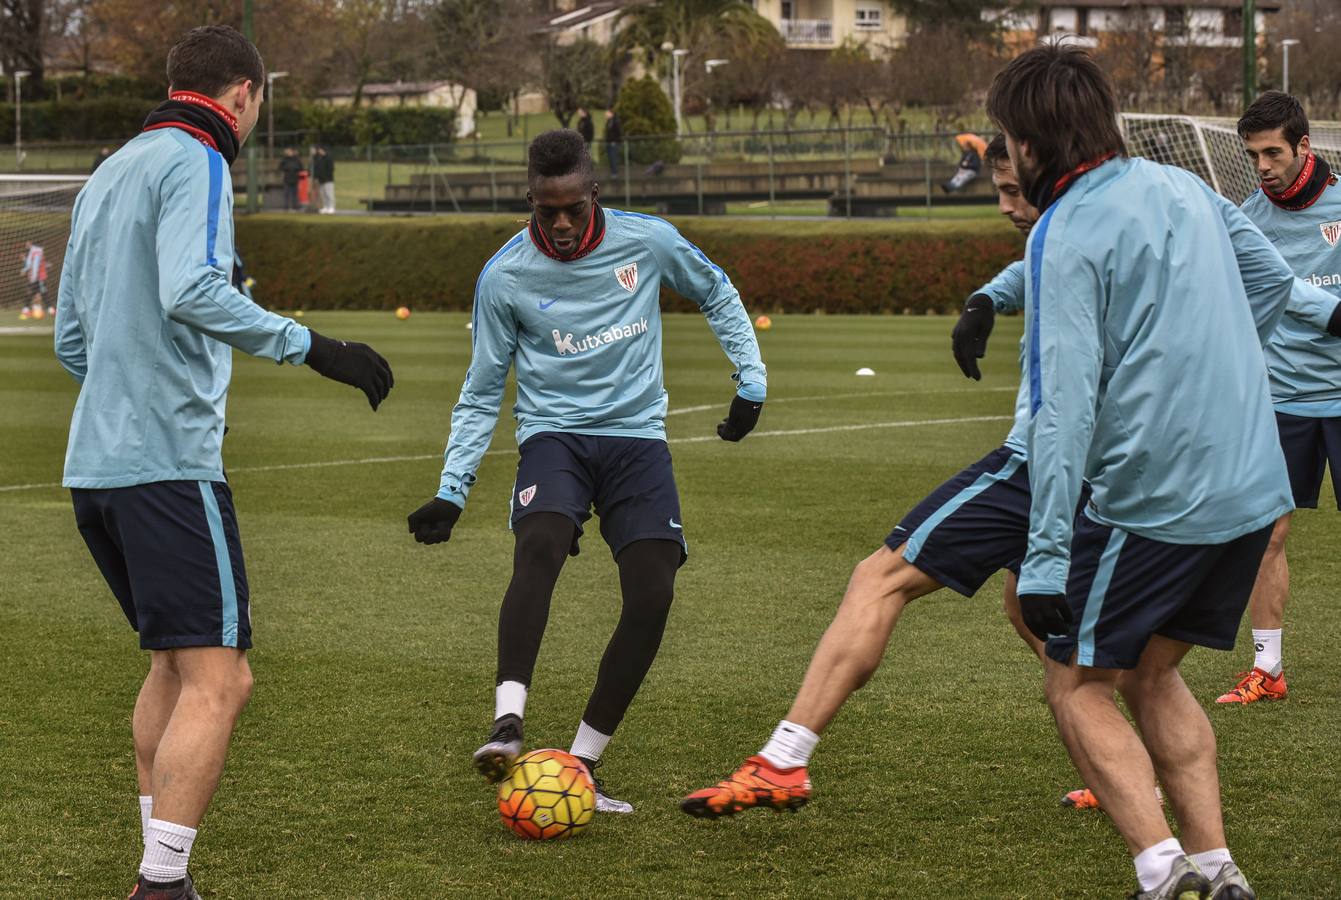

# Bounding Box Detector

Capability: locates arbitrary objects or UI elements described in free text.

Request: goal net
[0,175,88,317]
[1121,114,1341,206]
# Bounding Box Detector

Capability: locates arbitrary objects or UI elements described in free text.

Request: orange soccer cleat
[1216,668,1287,705]
[1061,787,1102,810]
[680,755,811,819]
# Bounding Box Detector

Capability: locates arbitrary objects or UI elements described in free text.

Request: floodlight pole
[244,0,259,213]
[1280,39,1299,95]
[14,70,30,170]
[671,49,689,138]
[1242,0,1257,111]
[267,71,288,162]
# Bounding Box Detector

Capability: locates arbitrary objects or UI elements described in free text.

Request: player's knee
[514,520,572,572]
[848,550,916,609]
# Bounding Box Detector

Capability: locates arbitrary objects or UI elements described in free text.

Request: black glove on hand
[1328,302,1341,338]
[407,497,462,545]
[1018,593,1073,644]
[951,293,996,381]
[717,395,763,442]
[305,329,394,410]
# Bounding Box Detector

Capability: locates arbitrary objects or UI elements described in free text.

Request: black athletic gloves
[951,293,996,381]
[1329,302,1341,339]
[718,395,763,442]
[407,497,462,544]
[1018,593,1073,643]
[305,330,394,410]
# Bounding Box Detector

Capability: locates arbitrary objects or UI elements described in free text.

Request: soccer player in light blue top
[681,135,1064,821]
[406,130,766,812]
[988,45,1294,900]
[54,26,392,900]
[1217,92,1341,706]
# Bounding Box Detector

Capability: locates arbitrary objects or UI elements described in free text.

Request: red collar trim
[529,205,606,262]
[143,121,219,151]
[1267,152,1315,203]
[169,91,240,135]
[1053,152,1118,198]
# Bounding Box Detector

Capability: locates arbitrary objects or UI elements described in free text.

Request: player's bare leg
[681,545,941,817]
[1219,513,1290,704]
[1002,571,1044,661]
[134,651,182,798]
[1044,657,1171,855]
[148,647,253,828]
[1119,637,1226,854]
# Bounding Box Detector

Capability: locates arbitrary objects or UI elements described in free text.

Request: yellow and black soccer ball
[497,748,596,840]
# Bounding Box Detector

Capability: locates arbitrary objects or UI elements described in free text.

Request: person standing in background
[278,147,304,212]
[576,108,594,148]
[603,110,622,178]
[311,144,336,214]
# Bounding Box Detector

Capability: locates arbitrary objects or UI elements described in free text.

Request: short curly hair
[528,129,595,187]
[166,25,265,98]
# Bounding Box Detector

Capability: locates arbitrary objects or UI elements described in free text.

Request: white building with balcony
[750,0,907,52]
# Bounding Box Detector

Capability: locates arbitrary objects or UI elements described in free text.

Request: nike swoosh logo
[538,298,559,310]
[157,839,186,854]
[668,518,682,529]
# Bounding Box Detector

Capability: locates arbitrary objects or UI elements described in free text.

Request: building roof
[1032,0,1281,9]
[318,80,467,99]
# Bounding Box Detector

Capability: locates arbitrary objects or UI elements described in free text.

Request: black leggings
[496,512,679,735]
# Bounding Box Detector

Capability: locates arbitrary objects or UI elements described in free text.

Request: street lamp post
[671,48,689,137]
[267,71,289,162]
[14,70,31,170]
[1280,39,1299,94]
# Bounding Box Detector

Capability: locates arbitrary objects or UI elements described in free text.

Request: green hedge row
[0,101,456,145]
[235,216,1021,314]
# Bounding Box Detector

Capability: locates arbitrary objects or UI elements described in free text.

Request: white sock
[140,818,197,882]
[1251,629,1282,676]
[1189,848,1233,881]
[569,720,612,763]
[495,680,527,722]
[138,796,153,840]
[1134,838,1184,891]
[759,720,819,770]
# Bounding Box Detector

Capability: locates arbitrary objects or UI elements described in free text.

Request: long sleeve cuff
[736,381,767,402]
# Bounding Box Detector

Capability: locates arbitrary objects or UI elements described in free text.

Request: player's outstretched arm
[951,260,1025,380]
[1287,276,1341,338]
[409,266,518,543]
[650,220,768,440]
[1205,184,1295,342]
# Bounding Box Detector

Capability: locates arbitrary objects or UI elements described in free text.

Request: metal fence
[0,128,997,218]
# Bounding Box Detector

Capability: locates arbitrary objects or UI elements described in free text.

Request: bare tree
[1,0,47,94]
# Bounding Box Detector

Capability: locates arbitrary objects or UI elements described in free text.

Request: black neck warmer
[143,91,241,164]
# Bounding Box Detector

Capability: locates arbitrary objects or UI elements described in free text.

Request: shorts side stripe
[198,481,239,648]
[904,453,1025,563]
[1077,527,1126,666]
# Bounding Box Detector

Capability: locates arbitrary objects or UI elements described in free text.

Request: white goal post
[0,174,88,315]
[1121,114,1341,206]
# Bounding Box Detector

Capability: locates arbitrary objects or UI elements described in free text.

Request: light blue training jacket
[1241,178,1341,415]
[56,128,311,489]
[1019,157,1295,596]
[438,208,766,506]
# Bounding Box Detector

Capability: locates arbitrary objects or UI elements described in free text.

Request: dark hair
[1238,90,1309,149]
[984,133,1009,168]
[528,129,595,185]
[986,44,1125,174]
[166,25,265,98]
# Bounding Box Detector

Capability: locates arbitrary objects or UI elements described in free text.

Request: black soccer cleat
[126,872,202,900]
[472,714,523,783]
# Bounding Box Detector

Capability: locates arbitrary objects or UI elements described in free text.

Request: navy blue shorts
[1045,514,1272,670]
[886,446,1032,597]
[511,432,686,563]
[72,481,251,651]
[1276,411,1341,509]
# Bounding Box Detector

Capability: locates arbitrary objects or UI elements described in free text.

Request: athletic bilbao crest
[614,262,638,293]
[1321,221,1341,248]
[518,484,537,507]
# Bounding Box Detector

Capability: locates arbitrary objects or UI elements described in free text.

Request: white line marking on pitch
[665,387,1014,416]
[0,415,1011,494]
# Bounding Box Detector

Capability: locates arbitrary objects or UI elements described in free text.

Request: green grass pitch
[2,312,1339,898]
